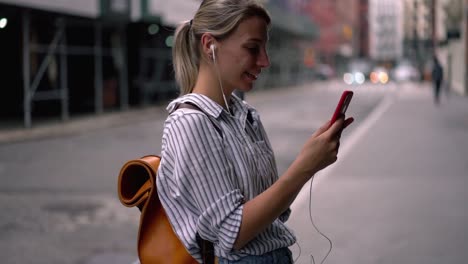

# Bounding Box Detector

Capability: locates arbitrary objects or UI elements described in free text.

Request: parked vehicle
[391,61,421,82]
[315,63,335,80]
[349,59,373,77]
[370,66,390,84]
[343,58,373,85]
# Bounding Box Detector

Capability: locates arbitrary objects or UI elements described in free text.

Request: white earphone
[210,44,216,61]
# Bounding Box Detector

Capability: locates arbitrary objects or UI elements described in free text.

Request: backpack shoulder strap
[176,103,218,264]
[177,102,222,137]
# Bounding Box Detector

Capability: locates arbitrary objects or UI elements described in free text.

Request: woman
[156,0,353,263]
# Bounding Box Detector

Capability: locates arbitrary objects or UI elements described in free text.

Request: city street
[1,80,467,264]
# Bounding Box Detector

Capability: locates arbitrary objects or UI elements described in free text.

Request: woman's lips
[245,72,258,80]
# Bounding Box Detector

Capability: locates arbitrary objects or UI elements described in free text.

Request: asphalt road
[0,80,467,264]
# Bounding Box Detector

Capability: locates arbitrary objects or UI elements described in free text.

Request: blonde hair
[172,0,271,95]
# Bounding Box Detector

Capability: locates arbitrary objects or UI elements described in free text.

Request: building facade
[0,0,319,127]
[401,0,435,76]
[433,0,467,95]
[368,0,404,62]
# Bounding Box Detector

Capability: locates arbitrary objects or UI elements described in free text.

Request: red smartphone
[330,90,353,126]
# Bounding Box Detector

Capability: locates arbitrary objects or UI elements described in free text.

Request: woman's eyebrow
[246,38,266,43]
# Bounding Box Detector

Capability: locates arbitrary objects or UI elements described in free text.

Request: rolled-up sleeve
[279,208,291,222]
[197,190,244,251]
[165,112,244,252]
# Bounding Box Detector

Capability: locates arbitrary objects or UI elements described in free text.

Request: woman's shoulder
[164,106,211,132]
[161,103,223,155]
[167,93,223,117]
[164,110,220,139]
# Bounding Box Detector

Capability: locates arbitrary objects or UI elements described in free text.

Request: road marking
[291,93,396,211]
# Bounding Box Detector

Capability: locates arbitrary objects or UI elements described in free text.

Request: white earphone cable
[211,45,231,115]
[308,174,333,264]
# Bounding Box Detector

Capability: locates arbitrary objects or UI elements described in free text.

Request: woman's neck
[192,65,231,111]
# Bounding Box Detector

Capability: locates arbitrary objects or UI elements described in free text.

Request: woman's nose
[257,49,270,68]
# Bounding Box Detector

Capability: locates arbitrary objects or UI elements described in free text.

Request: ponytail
[172,21,199,95]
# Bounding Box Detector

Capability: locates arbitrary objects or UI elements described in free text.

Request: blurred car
[370,66,390,84]
[391,61,421,82]
[343,58,373,85]
[315,63,335,80]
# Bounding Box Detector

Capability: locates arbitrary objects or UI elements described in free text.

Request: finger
[325,117,345,137]
[343,117,354,129]
[312,120,332,137]
[337,130,342,140]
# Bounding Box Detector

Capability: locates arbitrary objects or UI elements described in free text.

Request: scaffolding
[21,10,129,128]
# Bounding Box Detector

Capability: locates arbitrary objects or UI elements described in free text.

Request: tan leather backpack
[117,155,215,264]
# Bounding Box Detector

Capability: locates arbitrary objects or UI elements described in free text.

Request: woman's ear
[200,33,217,60]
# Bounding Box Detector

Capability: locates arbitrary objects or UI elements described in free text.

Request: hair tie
[189,19,193,27]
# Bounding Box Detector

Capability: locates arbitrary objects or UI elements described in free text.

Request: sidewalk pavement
[0,105,168,145]
[288,82,468,264]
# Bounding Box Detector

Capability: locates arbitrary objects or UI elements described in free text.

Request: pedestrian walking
[156,0,354,263]
[432,55,444,105]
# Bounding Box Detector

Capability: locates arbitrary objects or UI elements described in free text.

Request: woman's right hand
[234,116,353,250]
[291,116,354,181]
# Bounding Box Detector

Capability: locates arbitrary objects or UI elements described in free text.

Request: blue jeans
[218,248,293,264]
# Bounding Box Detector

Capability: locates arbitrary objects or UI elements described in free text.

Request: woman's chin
[237,82,255,92]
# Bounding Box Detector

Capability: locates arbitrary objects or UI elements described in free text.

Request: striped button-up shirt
[156,93,296,262]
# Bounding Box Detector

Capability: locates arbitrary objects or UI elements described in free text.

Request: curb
[0,105,167,145]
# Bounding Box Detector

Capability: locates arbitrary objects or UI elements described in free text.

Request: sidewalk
[0,105,169,144]
[288,83,468,264]
[0,83,318,145]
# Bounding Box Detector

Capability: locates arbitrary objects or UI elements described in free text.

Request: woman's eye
[246,46,260,54]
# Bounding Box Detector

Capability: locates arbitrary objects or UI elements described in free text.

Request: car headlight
[343,73,354,85]
[370,72,379,84]
[379,72,389,84]
[354,72,365,84]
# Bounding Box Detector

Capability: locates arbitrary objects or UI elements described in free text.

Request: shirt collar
[167,93,257,124]
[167,93,224,118]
